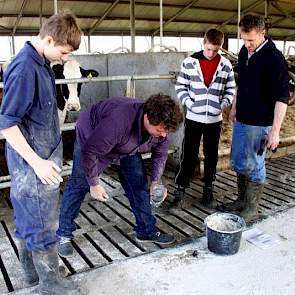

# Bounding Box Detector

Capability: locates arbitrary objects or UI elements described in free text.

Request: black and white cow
[52,59,99,124]
[1,59,99,122]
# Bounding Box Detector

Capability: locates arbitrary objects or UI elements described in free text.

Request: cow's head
[52,59,99,124]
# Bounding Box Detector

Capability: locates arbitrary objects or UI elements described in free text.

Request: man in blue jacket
[0,13,82,294]
[220,14,290,221]
[56,94,183,257]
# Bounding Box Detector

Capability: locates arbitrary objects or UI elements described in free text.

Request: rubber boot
[17,239,39,285]
[239,181,264,222]
[201,184,217,209]
[219,174,248,212]
[165,187,185,212]
[32,246,81,295]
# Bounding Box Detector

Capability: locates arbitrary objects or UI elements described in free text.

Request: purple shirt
[76,97,170,186]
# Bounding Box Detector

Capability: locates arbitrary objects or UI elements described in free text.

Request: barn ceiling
[0,0,295,40]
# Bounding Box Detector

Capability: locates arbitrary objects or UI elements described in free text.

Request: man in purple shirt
[57,94,183,257]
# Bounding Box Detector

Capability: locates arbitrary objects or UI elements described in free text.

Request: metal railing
[0,73,177,189]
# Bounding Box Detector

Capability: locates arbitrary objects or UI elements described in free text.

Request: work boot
[201,184,217,209]
[218,174,248,212]
[32,246,82,295]
[17,238,39,285]
[239,181,264,222]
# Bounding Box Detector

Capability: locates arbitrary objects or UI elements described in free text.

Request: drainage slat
[0,222,26,292]
[71,235,108,267]
[86,230,126,262]
[1,154,295,293]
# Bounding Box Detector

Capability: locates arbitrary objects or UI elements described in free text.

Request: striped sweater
[175,51,236,123]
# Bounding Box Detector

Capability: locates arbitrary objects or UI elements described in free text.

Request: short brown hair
[204,29,224,46]
[239,13,265,33]
[143,94,183,132]
[40,13,82,50]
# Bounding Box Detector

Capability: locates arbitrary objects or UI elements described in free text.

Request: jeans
[175,119,222,187]
[57,141,157,239]
[231,121,271,184]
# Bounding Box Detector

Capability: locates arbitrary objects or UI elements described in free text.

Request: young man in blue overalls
[0,13,83,294]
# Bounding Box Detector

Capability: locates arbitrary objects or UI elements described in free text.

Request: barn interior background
[0,1,294,294]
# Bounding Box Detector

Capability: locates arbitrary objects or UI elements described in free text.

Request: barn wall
[73,52,191,162]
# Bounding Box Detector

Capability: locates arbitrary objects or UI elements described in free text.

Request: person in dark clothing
[172,29,236,210]
[0,13,83,294]
[219,14,290,221]
[56,94,183,257]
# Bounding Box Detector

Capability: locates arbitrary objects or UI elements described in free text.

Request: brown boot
[239,181,264,222]
[218,174,247,212]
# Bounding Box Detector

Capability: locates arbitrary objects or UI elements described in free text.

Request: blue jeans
[57,141,157,239]
[231,121,271,184]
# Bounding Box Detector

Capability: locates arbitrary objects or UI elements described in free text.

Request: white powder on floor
[74,207,295,295]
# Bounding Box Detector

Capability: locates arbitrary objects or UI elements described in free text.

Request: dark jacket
[236,38,289,126]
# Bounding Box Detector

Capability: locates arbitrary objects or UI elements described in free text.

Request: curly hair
[143,94,183,132]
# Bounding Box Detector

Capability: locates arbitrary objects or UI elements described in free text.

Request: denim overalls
[0,42,62,251]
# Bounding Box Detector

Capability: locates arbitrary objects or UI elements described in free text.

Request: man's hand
[90,184,109,202]
[266,129,280,151]
[32,158,63,185]
[150,181,167,201]
[229,107,236,123]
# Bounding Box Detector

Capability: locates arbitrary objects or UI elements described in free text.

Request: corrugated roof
[0,0,294,40]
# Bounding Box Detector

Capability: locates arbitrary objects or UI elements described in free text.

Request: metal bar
[0,9,288,20]
[12,0,29,35]
[54,0,58,14]
[237,0,241,53]
[11,35,15,56]
[0,73,174,89]
[265,0,270,35]
[0,123,76,140]
[88,0,120,35]
[271,1,295,25]
[40,0,43,28]
[159,0,163,47]
[152,0,200,36]
[217,0,265,29]
[0,148,178,189]
[130,0,135,53]
[88,34,91,53]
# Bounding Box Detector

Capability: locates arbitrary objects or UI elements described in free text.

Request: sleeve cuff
[87,176,100,186]
[0,115,21,130]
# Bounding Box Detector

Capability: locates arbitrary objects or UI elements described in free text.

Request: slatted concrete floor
[0,154,295,294]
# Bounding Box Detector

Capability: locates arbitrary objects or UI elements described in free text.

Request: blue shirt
[0,41,60,156]
[76,97,170,186]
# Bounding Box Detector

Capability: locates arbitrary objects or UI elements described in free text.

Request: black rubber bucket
[204,212,246,255]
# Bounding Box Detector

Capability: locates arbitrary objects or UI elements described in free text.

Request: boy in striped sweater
[172,28,236,209]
